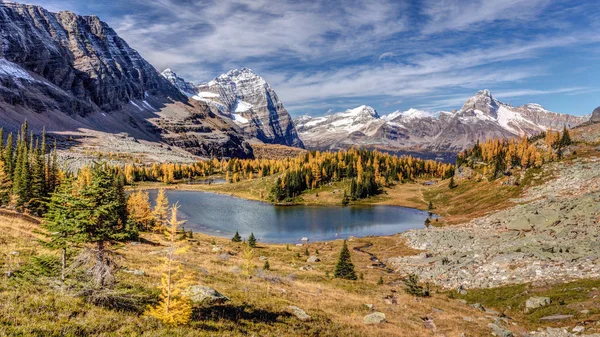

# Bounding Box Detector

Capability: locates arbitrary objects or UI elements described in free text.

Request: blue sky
[22,0,600,117]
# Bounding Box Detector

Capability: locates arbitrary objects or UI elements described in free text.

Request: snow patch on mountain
[0,59,35,81]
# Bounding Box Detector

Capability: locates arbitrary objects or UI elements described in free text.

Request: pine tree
[560,126,572,147]
[153,188,169,232]
[73,164,133,287]
[448,176,457,189]
[29,140,46,215]
[41,179,80,281]
[248,232,257,248]
[231,230,242,242]
[334,240,357,280]
[428,201,434,210]
[127,190,154,231]
[146,203,193,326]
[377,276,384,285]
[3,133,13,179]
[263,260,270,270]
[0,161,11,206]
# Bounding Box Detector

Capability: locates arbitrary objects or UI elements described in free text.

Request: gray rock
[122,269,145,276]
[423,316,436,331]
[364,304,374,311]
[363,312,386,324]
[525,297,551,313]
[488,323,513,337]
[287,306,311,321]
[539,314,574,322]
[183,285,230,305]
[591,107,600,123]
[299,265,314,271]
[307,255,321,263]
[572,326,585,333]
[471,303,485,311]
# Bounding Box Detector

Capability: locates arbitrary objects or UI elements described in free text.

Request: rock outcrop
[591,107,600,123]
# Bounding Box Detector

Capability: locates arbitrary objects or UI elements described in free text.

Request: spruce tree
[560,126,572,147]
[41,179,80,281]
[0,161,11,206]
[73,164,133,287]
[248,232,257,248]
[448,176,457,189]
[263,260,270,270]
[3,133,13,179]
[231,230,242,242]
[334,240,357,280]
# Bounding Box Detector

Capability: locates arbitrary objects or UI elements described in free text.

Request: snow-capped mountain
[295,90,589,153]
[162,68,304,148]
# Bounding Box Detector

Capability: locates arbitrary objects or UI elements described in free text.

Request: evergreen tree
[448,176,457,189]
[0,161,11,206]
[377,276,384,285]
[3,133,13,179]
[145,204,193,326]
[73,164,133,287]
[334,240,357,280]
[29,140,46,215]
[428,201,434,210]
[560,126,572,147]
[153,188,169,232]
[248,232,257,248]
[13,134,31,210]
[41,179,80,281]
[231,230,242,242]
[263,260,270,270]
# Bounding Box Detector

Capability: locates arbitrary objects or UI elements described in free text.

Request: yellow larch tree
[146,203,193,326]
[152,188,169,232]
[126,190,154,231]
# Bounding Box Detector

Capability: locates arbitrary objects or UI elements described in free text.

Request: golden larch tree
[146,203,193,326]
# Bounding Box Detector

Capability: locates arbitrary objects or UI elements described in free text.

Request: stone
[122,269,145,276]
[287,306,311,321]
[307,255,321,263]
[211,245,223,252]
[525,297,552,313]
[457,285,468,295]
[471,303,485,311]
[183,285,230,305]
[539,314,574,322]
[572,326,585,333]
[259,256,268,261]
[591,106,600,123]
[488,323,513,337]
[422,316,436,331]
[363,312,386,324]
[299,265,314,271]
[364,304,374,311]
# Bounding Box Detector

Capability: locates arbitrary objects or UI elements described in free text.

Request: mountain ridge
[295,90,589,153]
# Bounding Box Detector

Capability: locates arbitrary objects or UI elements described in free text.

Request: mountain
[0,1,254,159]
[295,90,589,154]
[161,68,304,148]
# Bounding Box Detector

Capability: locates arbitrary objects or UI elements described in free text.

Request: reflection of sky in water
[147,190,427,244]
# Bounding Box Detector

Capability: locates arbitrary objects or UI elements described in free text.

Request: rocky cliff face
[295,90,589,154]
[0,1,184,114]
[163,68,304,148]
[0,1,254,159]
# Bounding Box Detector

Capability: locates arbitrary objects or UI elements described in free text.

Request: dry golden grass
[0,214,497,336]
[251,143,308,160]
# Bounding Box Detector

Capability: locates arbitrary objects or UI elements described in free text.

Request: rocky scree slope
[0,1,252,159]
[388,127,600,289]
[161,67,304,148]
[295,90,588,153]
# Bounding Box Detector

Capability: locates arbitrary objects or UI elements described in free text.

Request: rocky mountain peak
[348,105,379,119]
[460,89,501,118]
[161,68,197,97]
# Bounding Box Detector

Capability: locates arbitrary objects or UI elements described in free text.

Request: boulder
[363,312,386,324]
[287,306,311,321]
[299,265,314,271]
[183,285,230,305]
[539,314,574,322]
[307,255,321,263]
[488,323,513,337]
[122,269,146,276]
[591,106,600,123]
[525,297,551,313]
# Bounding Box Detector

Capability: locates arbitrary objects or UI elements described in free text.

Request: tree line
[270,148,454,202]
[456,127,573,180]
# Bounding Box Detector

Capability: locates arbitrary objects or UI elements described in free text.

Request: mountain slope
[0,1,253,159]
[162,68,304,148]
[295,90,588,154]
